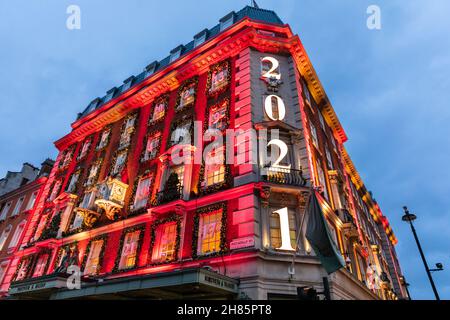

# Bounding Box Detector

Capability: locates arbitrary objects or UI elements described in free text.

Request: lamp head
[402,206,417,222]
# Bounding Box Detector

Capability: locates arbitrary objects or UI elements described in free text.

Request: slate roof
[77,6,283,120]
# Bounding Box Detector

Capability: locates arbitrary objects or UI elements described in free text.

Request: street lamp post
[402,206,440,300]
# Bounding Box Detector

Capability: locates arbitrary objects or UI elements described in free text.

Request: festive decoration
[84,157,104,188]
[53,241,79,273]
[152,172,182,206]
[191,202,227,259]
[112,224,146,273]
[76,135,94,162]
[206,59,231,97]
[175,77,198,113]
[38,211,61,241]
[65,167,84,195]
[95,177,128,220]
[128,169,155,215]
[12,255,35,282]
[117,111,139,150]
[149,94,169,125]
[167,114,193,148]
[148,214,181,265]
[140,131,162,163]
[96,125,112,151]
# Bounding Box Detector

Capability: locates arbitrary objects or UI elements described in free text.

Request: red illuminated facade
[4,6,407,300]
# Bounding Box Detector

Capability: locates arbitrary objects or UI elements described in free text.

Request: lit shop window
[96,128,111,150]
[84,239,104,275]
[132,175,153,210]
[177,82,196,110]
[25,191,39,211]
[208,62,229,95]
[0,202,12,220]
[11,197,24,216]
[197,210,222,255]
[208,100,228,131]
[85,160,102,187]
[32,254,49,278]
[269,209,296,250]
[309,122,319,148]
[204,146,225,187]
[151,98,167,123]
[77,137,92,161]
[111,150,128,176]
[119,230,141,270]
[142,134,161,162]
[0,225,12,251]
[152,222,177,263]
[8,220,26,249]
[48,180,62,202]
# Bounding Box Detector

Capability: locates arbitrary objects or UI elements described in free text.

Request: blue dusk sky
[0,0,449,299]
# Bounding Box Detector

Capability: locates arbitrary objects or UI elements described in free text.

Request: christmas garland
[197,152,232,196]
[128,169,156,215]
[65,167,84,195]
[112,224,146,273]
[206,59,232,98]
[84,156,104,188]
[80,234,109,276]
[191,202,228,259]
[38,210,61,241]
[175,76,199,114]
[58,144,76,170]
[203,97,230,133]
[109,147,130,178]
[148,214,181,265]
[149,94,170,126]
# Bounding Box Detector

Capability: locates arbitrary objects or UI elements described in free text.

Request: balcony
[152,184,183,206]
[262,167,306,187]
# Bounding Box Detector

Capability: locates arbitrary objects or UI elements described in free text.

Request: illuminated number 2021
[267,139,291,171]
[273,207,295,251]
[264,95,286,121]
[261,56,281,80]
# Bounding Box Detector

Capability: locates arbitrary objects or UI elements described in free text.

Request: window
[318,111,326,130]
[25,191,39,211]
[170,122,191,146]
[208,100,228,131]
[303,82,311,104]
[48,180,62,202]
[194,32,207,48]
[79,191,96,210]
[177,84,196,110]
[8,220,26,249]
[71,210,84,230]
[34,213,50,241]
[220,14,234,31]
[197,210,222,255]
[309,122,318,148]
[96,128,111,150]
[11,197,24,216]
[269,209,296,249]
[60,148,74,168]
[111,151,127,176]
[316,160,329,200]
[0,225,12,251]
[85,160,101,187]
[0,202,12,220]
[152,222,177,263]
[204,146,225,187]
[0,262,9,284]
[15,257,32,281]
[66,171,81,194]
[84,239,104,275]
[119,114,137,149]
[326,219,339,246]
[77,138,92,160]
[208,63,229,94]
[142,134,161,162]
[151,100,166,122]
[169,48,181,63]
[119,230,141,270]
[132,175,153,210]
[32,254,49,277]
[169,165,184,189]
[325,147,334,169]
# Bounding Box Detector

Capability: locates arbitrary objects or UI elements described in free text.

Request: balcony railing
[152,185,183,206]
[262,167,306,187]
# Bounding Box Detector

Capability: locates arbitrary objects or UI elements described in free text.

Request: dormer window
[170,46,183,63]
[104,87,117,103]
[220,13,235,32]
[122,76,134,91]
[145,61,158,77]
[194,30,208,48]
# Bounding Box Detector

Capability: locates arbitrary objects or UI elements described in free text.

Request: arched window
[0,225,13,251]
[9,220,27,249]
